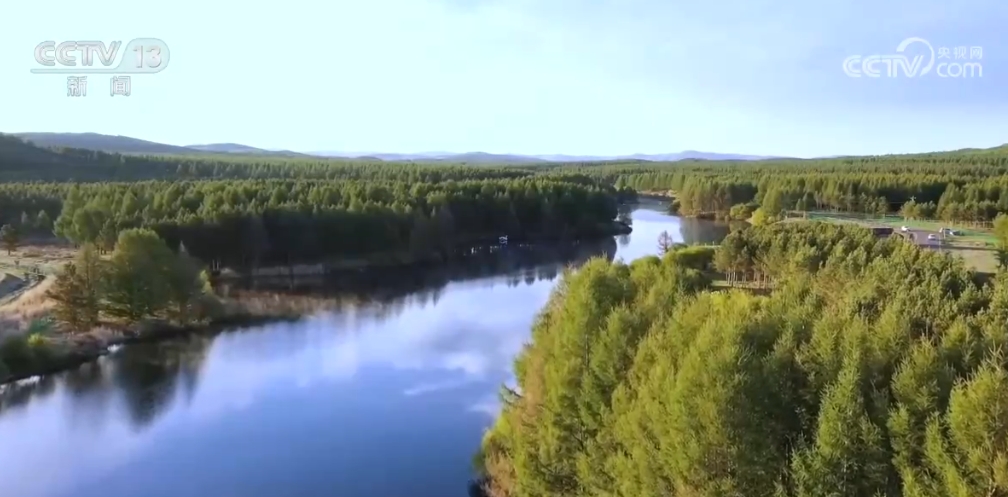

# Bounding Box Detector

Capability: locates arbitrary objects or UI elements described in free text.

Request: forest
[0,135,645,266]
[0,178,622,266]
[553,147,1008,223]
[6,135,1008,238]
[477,222,1008,497]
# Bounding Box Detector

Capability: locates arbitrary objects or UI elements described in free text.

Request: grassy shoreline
[0,298,303,386]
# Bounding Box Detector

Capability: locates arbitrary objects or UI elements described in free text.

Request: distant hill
[431,152,548,164]
[622,151,781,161]
[531,151,778,162]
[14,133,313,159]
[186,143,310,157]
[0,133,139,181]
[15,132,199,156]
[310,151,548,164]
[11,132,780,163]
[312,150,778,163]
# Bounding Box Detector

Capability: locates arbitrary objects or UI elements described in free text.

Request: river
[0,204,731,497]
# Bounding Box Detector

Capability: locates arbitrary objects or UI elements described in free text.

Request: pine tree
[47,262,87,330]
[792,359,892,497]
[103,229,174,320]
[165,245,207,324]
[46,244,104,331]
[36,210,53,235]
[0,224,18,255]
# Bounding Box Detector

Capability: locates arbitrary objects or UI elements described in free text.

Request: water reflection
[0,238,616,434]
[0,375,57,415]
[110,337,212,428]
[219,238,616,327]
[0,207,728,497]
[678,217,745,245]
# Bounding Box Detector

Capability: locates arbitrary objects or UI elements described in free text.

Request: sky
[1,0,1006,158]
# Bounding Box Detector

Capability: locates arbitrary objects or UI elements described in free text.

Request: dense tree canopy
[5,137,1008,253]
[550,147,1008,223]
[39,178,620,265]
[478,222,1008,497]
[47,229,213,331]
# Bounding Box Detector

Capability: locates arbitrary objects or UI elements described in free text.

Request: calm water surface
[0,205,730,497]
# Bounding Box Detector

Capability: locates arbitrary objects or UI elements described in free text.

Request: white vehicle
[927,234,937,241]
[900,226,909,232]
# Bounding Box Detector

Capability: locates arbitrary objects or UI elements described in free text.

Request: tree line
[546,148,1008,224]
[9,134,1008,217]
[478,221,1008,497]
[0,178,621,266]
[6,134,1008,258]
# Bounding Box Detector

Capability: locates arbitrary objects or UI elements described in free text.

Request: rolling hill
[11,132,780,163]
[14,133,312,159]
[15,132,199,156]
[186,143,310,157]
[311,150,779,163]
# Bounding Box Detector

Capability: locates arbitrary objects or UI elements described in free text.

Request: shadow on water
[110,336,213,428]
[0,375,58,415]
[224,237,617,295]
[677,217,745,245]
[212,238,619,326]
[0,237,618,431]
[0,335,214,430]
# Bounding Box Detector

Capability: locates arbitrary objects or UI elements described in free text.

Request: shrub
[27,333,47,348]
[665,245,716,271]
[729,202,757,221]
[26,318,52,335]
[0,335,34,372]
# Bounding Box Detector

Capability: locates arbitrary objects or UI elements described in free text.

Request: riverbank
[636,191,675,201]
[0,297,297,386]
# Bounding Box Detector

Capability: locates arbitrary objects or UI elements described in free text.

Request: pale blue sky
[2,0,1005,157]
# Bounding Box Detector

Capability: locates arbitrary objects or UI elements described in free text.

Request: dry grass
[940,246,999,274]
[0,244,76,277]
[0,243,76,340]
[0,278,57,339]
[638,190,675,198]
[222,291,357,317]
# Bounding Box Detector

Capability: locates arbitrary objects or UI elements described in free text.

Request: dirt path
[0,272,59,341]
[0,243,75,334]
